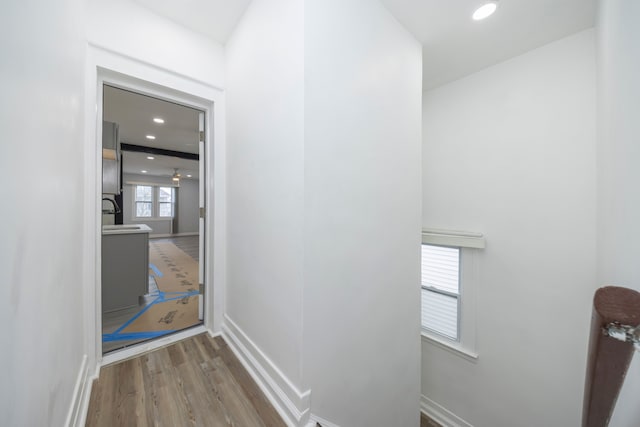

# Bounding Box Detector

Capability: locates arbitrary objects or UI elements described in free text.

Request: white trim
[222,315,311,427]
[88,42,224,92]
[149,232,199,239]
[126,180,180,187]
[307,414,341,427]
[421,332,478,362]
[422,228,485,249]
[131,184,176,220]
[102,325,208,366]
[84,44,226,380]
[127,218,173,222]
[421,241,480,360]
[421,395,473,427]
[64,355,90,427]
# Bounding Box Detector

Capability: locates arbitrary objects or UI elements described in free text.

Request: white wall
[176,178,199,234]
[421,30,597,426]
[303,0,423,425]
[0,0,86,425]
[597,2,640,425]
[86,0,225,89]
[225,0,305,390]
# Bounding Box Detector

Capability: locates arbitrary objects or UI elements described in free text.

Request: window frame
[421,228,485,362]
[421,244,461,341]
[157,186,175,218]
[134,185,154,218]
[132,184,176,220]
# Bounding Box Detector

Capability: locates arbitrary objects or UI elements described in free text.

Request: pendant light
[172,168,181,185]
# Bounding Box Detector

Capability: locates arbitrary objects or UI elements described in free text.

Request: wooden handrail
[582,286,640,427]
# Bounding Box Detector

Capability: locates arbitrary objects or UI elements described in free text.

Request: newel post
[582,286,640,427]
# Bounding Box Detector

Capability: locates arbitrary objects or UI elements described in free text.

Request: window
[133,185,175,218]
[135,185,153,217]
[421,228,485,359]
[158,186,174,217]
[421,244,460,340]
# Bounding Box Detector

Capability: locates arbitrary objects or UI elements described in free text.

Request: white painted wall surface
[225,0,305,388]
[86,0,225,89]
[421,30,597,426]
[597,2,640,425]
[0,0,86,425]
[176,178,199,234]
[303,0,423,425]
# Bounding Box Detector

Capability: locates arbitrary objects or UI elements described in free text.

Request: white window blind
[421,245,460,340]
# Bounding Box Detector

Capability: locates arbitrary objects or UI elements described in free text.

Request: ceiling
[103,85,201,180]
[131,0,597,90]
[380,0,597,90]
[133,0,251,43]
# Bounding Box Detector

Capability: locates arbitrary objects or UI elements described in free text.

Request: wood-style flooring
[421,413,442,427]
[87,333,285,427]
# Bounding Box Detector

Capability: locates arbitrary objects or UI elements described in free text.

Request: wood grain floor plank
[86,333,285,427]
[205,355,267,427]
[211,336,286,427]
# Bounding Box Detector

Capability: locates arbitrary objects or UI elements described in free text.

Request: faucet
[102,197,121,214]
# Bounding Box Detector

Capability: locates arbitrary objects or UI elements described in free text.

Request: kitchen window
[421,228,485,360]
[133,185,175,219]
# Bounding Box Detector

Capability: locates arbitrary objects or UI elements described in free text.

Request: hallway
[87,333,285,427]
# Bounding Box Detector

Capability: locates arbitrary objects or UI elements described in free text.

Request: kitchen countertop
[102,224,153,235]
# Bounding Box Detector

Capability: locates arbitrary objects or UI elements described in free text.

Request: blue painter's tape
[113,295,161,334]
[103,330,177,342]
[149,263,163,277]
[109,289,199,336]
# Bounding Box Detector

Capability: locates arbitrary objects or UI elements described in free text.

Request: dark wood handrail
[582,286,640,427]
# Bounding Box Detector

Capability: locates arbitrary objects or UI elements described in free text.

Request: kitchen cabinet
[102,121,121,195]
[101,224,151,313]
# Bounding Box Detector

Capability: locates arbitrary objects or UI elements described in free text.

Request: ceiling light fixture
[146,135,156,140]
[473,2,498,20]
[186,174,192,178]
[153,117,165,124]
[172,168,181,184]
[141,170,148,173]
[147,156,155,160]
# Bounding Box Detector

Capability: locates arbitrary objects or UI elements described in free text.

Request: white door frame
[83,44,226,371]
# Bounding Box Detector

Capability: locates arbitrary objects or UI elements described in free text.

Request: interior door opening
[101,85,206,354]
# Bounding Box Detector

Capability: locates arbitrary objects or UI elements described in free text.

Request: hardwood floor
[421,413,442,427]
[87,333,285,427]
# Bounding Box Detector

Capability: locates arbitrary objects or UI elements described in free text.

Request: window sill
[421,331,478,363]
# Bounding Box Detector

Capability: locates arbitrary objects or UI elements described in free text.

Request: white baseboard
[150,232,199,239]
[307,414,341,427]
[65,355,91,427]
[421,395,473,427]
[222,315,311,427]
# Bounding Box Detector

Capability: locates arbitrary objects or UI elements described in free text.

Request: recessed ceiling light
[146,135,156,140]
[153,118,165,124]
[141,170,148,173]
[147,156,155,160]
[186,174,192,178]
[473,2,498,20]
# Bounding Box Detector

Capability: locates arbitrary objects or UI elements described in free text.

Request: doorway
[100,85,206,354]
